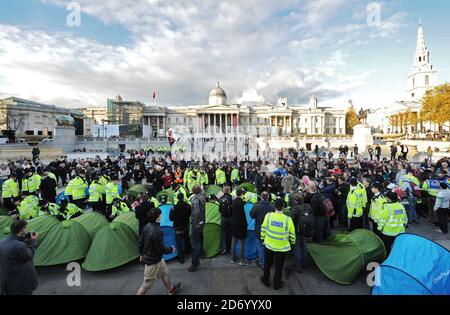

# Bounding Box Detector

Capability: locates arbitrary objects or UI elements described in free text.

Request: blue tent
[159,204,178,261]
[234,203,258,260]
[372,233,450,295]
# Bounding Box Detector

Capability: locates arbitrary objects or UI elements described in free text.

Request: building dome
[209,81,227,106]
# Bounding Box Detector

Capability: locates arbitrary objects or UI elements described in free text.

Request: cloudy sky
[0,0,449,110]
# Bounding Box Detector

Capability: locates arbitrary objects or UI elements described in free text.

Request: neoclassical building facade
[141,82,346,141]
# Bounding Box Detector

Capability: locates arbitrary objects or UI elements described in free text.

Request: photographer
[0,220,38,295]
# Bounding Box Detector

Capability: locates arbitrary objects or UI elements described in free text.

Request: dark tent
[308,229,386,285]
[73,212,109,239]
[34,220,91,266]
[82,222,139,272]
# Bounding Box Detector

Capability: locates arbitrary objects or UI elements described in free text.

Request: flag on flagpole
[152,91,156,99]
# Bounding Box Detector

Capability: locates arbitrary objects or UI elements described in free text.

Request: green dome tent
[82,222,139,272]
[73,212,109,239]
[203,202,222,258]
[0,215,13,240]
[34,220,91,266]
[26,215,59,245]
[128,184,149,198]
[204,185,222,197]
[237,183,257,193]
[113,212,139,236]
[156,189,176,204]
[308,229,386,285]
[0,205,9,216]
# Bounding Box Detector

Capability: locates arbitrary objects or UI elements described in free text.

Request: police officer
[59,199,83,220]
[2,171,20,211]
[110,198,130,220]
[378,191,408,255]
[231,166,240,188]
[369,182,387,237]
[17,192,40,220]
[21,168,39,195]
[65,169,88,209]
[260,198,296,290]
[215,165,227,187]
[38,199,61,219]
[88,172,105,215]
[347,177,365,231]
[105,173,121,219]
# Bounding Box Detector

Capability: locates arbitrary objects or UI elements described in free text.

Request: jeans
[221,217,232,252]
[231,237,245,262]
[337,200,348,228]
[313,217,331,243]
[175,227,191,262]
[257,239,265,266]
[262,249,287,289]
[191,225,204,266]
[407,197,418,223]
[293,235,308,272]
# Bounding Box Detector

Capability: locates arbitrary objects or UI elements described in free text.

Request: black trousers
[382,234,395,256]
[90,201,105,215]
[73,198,86,210]
[349,216,363,232]
[437,208,449,234]
[262,249,286,289]
[3,198,16,212]
[175,227,191,262]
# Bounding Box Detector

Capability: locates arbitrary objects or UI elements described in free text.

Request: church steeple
[407,20,437,102]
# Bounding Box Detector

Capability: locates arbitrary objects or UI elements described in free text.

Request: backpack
[322,197,335,217]
[297,204,315,238]
[219,195,232,217]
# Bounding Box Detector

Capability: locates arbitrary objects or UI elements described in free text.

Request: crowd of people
[0,146,449,295]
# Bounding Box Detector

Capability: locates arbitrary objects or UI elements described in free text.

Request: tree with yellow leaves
[421,83,450,131]
[345,103,359,135]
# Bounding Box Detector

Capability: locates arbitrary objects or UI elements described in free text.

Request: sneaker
[230,259,237,264]
[168,282,182,295]
[188,264,199,272]
[435,229,443,233]
[413,220,420,224]
[239,260,247,267]
[256,262,264,270]
[220,249,228,255]
[260,277,270,287]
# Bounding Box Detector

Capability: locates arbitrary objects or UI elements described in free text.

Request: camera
[25,232,36,239]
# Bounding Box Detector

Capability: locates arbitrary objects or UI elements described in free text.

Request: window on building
[425,75,430,86]
[419,57,422,62]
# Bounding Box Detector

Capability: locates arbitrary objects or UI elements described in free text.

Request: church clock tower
[407,21,437,102]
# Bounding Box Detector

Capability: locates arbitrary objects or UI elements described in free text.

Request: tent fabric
[56,191,70,205]
[0,216,13,240]
[26,215,59,245]
[159,204,174,227]
[0,205,9,216]
[82,222,139,271]
[113,212,139,237]
[237,183,257,193]
[73,212,109,239]
[308,229,386,285]
[161,226,178,261]
[34,220,91,266]
[372,233,450,295]
[203,202,221,258]
[128,184,148,198]
[204,185,222,197]
[233,203,258,260]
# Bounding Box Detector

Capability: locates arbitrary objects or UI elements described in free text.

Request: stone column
[219,113,223,134]
[157,117,160,137]
[225,113,228,134]
[283,116,287,135]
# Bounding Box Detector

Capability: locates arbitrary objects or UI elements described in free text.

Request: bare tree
[0,110,26,143]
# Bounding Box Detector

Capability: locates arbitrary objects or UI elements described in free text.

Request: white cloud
[0,0,411,108]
